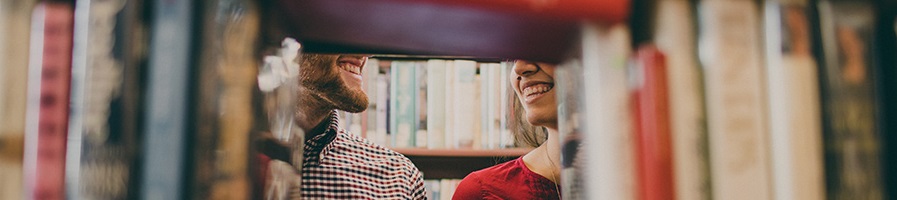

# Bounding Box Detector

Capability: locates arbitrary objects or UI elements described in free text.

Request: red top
[453,157,560,200]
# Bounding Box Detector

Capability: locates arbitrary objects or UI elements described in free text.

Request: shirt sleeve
[410,167,427,200]
[453,172,483,200]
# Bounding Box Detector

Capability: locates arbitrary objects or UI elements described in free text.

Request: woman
[453,61,562,199]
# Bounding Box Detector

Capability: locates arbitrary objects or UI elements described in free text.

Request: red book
[24,2,74,200]
[631,44,676,200]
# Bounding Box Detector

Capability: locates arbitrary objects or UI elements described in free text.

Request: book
[416,61,428,148]
[452,60,479,149]
[188,0,260,199]
[389,61,417,148]
[697,0,772,199]
[564,23,636,200]
[373,65,390,146]
[652,0,711,199]
[630,45,676,200]
[23,2,74,199]
[363,58,381,140]
[139,0,195,199]
[484,63,504,149]
[66,0,149,198]
[426,59,447,149]
[444,60,456,148]
[816,0,884,199]
[499,62,514,149]
[873,0,897,197]
[0,0,37,199]
[763,0,825,199]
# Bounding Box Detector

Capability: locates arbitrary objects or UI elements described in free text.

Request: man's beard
[299,54,369,113]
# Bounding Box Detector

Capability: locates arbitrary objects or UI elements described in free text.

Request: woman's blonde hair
[507,81,548,148]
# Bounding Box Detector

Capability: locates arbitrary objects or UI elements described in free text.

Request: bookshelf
[393,148,531,179]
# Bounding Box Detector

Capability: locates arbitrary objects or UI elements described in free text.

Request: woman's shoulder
[452,157,525,199]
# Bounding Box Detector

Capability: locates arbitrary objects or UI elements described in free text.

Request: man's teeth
[524,84,553,96]
[340,64,361,74]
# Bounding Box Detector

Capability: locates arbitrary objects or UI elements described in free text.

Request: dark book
[814,0,884,199]
[872,0,897,198]
[187,0,261,199]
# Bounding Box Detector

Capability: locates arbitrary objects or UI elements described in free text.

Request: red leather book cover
[631,44,676,200]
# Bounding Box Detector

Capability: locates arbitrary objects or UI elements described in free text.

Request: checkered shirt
[301,111,426,199]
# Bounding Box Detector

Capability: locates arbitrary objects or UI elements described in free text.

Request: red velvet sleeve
[453,172,484,200]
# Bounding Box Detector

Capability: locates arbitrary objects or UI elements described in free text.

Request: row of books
[558,0,897,199]
[424,179,462,200]
[0,0,266,199]
[339,59,520,150]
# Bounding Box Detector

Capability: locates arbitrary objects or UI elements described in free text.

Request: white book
[764,1,824,200]
[440,179,459,200]
[653,0,710,199]
[0,1,35,199]
[363,58,380,139]
[499,62,514,148]
[374,71,390,147]
[486,63,503,149]
[452,60,479,149]
[577,23,636,200]
[426,59,446,149]
[480,63,490,149]
[699,1,772,199]
[425,180,441,200]
[444,61,455,149]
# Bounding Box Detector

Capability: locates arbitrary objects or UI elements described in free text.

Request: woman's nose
[513,61,539,77]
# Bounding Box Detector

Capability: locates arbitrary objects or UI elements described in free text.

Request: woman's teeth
[339,63,361,75]
[523,84,553,96]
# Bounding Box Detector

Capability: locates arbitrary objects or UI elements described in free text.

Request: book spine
[873,0,897,197]
[363,58,381,140]
[480,63,489,149]
[653,0,711,199]
[67,0,149,198]
[416,61,428,148]
[698,1,773,199]
[452,60,478,149]
[427,59,447,149]
[139,0,194,199]
[375,68,390,146]
[23,3,75,199]
[763,1,826,200]
[188,0,260,199]
[444,61,456,149]
[571,23,636,200]
[499,62,513,148]
[631,45,676,200]
[815,1,884,199]
[390,61,416,148]
[0,1,37,199]
[487,63,503,149]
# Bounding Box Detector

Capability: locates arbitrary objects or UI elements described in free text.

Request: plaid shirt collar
[303,110,341,165]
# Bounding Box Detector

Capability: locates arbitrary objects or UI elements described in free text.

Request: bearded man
[262,53,426,199]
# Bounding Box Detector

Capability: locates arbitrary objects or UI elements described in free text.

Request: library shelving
[393,148,532,179]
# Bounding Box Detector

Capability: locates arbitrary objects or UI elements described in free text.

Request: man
[262,52,427,199]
